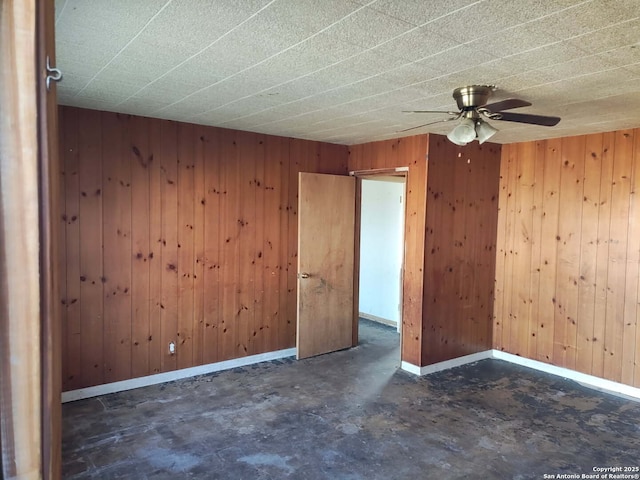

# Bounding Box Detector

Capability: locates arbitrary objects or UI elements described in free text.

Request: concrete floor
[63,320,640,479]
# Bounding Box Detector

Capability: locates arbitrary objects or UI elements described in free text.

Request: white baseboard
[402,349,640,401]
[62,348,297,403]
[492,350,640,401]
[359,312,397,328]
[400,361,422,375]
[401,351,493,376]
[63,346,640,404]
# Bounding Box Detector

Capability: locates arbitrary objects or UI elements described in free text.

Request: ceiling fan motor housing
[453,85,495,110]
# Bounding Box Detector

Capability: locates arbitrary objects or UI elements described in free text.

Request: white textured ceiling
[55,0,640,145]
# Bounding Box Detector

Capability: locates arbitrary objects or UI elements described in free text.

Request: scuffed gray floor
[63,320,640,479]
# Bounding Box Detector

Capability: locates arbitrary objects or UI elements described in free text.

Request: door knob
[299,272,310,279]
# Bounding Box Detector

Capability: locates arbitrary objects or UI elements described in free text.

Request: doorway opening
[355,173,406,353]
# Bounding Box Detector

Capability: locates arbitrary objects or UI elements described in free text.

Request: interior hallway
[62,320,640,479]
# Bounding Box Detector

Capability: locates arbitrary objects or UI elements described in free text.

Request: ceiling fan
[402,85,561,146]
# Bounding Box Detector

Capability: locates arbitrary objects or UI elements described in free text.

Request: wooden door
[296,173,355,359]
[0,0,58,477]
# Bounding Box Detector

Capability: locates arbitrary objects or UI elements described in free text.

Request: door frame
[37,0,62,477]
[350,167,409,350]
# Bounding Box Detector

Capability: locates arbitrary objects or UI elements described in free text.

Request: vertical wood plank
[553,136,585,371]
[422,137,444,361]
[102,112,132,383]
[193,127,206,366]
[449,142,466,355]
[287,140,301,349]
[278,138,291,351]
[160,119,179,373]
[575,134,603,375]
[202,128,221,364]
[592,132,615,377]
[493,144,510,350]
[220,130,241,361]
[603,130,633,382]
[511,142,535,357]
[634,130,640,388]
[61,107,82,390]
[537,138,562,363]
[130,115,150,378]
[404,136,428,366]
[353,176,362,347]
[450,143,467,355]
[148,120,163,374]
[176,123,195,369]
[500,143,518,353]
[237,131,258,357]
[622,129,639,385]
[253,135,266,355]
[77,108,104,388]
[528,140,546,359]
[263,136,285,353]
[57,107,68,394]
[480,143,501,349]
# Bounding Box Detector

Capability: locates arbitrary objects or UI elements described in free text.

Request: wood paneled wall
[494,130,640,387]
[349,135,500,366]
[423,136,501,364]
[348,134,501,367]
[348,136,429,366]
[58,106,347,391]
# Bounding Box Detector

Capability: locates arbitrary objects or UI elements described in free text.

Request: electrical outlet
[169,342,175,355]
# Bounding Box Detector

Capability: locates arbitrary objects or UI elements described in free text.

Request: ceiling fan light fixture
[446,130,468,146]
[404,85,560,143]
[476,118,498,144]
[447,117,476,145]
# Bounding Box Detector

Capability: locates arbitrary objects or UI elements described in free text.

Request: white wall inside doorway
[359,177,405,328]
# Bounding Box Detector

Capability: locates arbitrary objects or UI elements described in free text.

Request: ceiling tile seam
[500,43,638,84]
[464,26,639,100]
[216,15,638,132]
[559,15,640,56]
[184,0,596,123]
[355,0,597,84]
[55,0,69,26]
[211,36,521,129]
[310,119,386,134]
[496,23,640,96]
[500,36,619,72]
[113,0,280,109]
[229,53,545,131]
[146,0,382,116]
[72,0,174,98]
[205,0,598,127]
[551,71,640,106]
[513,69,640,108]
[187,0,486,123]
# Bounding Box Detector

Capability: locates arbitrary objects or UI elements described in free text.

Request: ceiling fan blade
[495,112,561,127]
[483,98,532,112]
[398,116,459,133]
[403,110,460,116]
